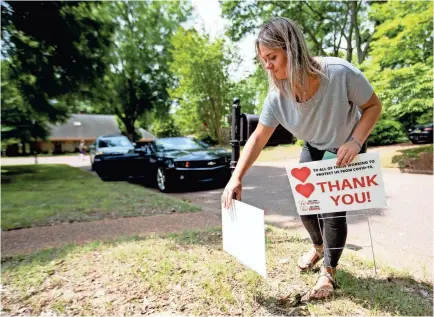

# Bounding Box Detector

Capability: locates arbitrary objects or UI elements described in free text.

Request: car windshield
[153,138,208,151]
[99,137,132,148]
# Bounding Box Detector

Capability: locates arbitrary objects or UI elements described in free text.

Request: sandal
[308,266,338,300]
[297,244,324,272]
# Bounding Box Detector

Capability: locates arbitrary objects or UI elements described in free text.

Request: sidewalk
[1,212,221,257]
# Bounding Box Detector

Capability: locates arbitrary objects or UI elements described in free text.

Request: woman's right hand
[221,177,242,209]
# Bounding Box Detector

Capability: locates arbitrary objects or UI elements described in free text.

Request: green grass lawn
[391,144,433,168]
[1,165,201,230]
[1,227,432,316]
[218,144,302,162]
[256,144,301,162]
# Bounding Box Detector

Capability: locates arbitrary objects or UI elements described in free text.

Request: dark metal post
[32,119,38,164]
[230,98,241,174]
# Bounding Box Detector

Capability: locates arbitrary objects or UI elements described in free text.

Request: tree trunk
[334,6,350,57]
[346,2,354,63]
[352,1,364,64]
[123,118,136,141]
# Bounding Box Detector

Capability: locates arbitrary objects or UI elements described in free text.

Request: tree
[88,1,191,141]
[169,29,232,144]
[1,1,114,122]
[1,61,49,153]
[150,115,181,138]
[221,0,374,64]
[228,65,268,115]
[362,1,433,128]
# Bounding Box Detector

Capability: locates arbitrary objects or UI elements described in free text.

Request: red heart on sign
[296,183,315,199]
[291,167,311,183]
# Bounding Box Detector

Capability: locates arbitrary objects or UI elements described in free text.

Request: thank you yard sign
[286,152,387,215]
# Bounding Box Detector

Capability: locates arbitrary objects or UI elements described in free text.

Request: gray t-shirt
[259,57,374,150]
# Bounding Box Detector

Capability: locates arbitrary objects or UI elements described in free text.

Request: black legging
[299,141,367,267]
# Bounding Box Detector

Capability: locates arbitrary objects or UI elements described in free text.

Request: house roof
[49,114,121,141]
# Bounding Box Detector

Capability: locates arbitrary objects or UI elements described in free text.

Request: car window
[98,137,132,148]
[153,138,209,151]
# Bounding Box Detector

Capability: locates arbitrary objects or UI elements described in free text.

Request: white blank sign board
[222,199,267,278]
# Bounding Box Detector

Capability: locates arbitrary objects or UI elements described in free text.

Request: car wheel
[156,168,171,192]
[410,139,419,144]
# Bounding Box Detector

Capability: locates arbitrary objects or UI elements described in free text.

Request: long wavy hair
[255,17,326,101]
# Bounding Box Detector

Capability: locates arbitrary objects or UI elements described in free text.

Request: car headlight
[97,151,103,155]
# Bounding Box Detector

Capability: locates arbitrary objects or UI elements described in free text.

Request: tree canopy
[88,1,191,140]
[362,1,433,128]
[1,1,114,122]
[169,29,232,143]
[222,0,374,63]
[1,0,432,149]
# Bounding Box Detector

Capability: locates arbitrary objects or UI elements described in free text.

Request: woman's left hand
[336,141,360,167]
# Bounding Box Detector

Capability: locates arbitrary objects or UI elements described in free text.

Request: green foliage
[222,1,373,63]
[169,28,231,143]
[1,1,114,121]
[1,61,49,147]
[363,1,433,129]
[88,1,191,140]
[151,116,181,138]
[368,119,406,146]
[229,65,269,115]
[227,80,256,116]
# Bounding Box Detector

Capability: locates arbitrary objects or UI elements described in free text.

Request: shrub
[368,120,406,146]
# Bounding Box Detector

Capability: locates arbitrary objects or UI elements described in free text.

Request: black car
[90,135,135,173]
[407,123,433,144]
[93,136,232,192]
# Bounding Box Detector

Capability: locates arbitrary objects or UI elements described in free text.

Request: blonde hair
[255,17,326,100]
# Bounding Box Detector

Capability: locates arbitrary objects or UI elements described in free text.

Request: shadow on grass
[1,166,38,184]
[163,229,433,315]
[257,270,433,316]
[128,176,226,193]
